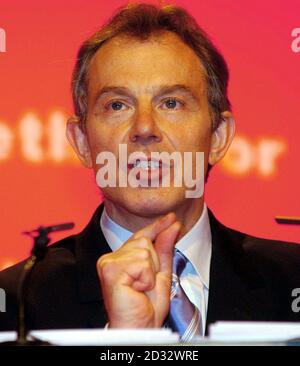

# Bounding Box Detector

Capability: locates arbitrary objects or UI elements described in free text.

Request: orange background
[0,0,299,269]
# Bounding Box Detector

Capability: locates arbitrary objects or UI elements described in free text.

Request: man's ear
[208,111,235,166]
[66,116,93,168]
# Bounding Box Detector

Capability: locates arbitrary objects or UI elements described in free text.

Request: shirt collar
[174,204,211,289]
[100,204,211,289]
[100,207,132,251]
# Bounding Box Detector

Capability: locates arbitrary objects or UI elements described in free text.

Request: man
[0,3,299,340]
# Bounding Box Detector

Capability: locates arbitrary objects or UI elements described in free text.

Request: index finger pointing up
[132,212,177,242]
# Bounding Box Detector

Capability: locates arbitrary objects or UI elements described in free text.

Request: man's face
[83,32,214,217]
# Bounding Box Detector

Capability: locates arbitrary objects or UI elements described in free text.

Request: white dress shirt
[100,204,212,336]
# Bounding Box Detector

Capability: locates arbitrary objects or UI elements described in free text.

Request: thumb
[154,221,181,275]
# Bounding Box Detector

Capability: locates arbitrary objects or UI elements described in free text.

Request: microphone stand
[2,222,74,346]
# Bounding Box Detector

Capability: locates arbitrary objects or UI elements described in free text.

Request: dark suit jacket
[1,204,300,334]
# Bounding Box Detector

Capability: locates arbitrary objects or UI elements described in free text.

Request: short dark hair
[71,2,232,178]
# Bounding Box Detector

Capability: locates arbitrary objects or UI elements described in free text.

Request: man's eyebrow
[94,84,199,103]
[95,86,135,100]
[155,84,199,101]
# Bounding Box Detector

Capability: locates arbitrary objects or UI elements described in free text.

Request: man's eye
[161,98,183,110]
[106,101,127,111]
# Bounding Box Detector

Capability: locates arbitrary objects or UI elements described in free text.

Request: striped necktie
[168,250,202,342]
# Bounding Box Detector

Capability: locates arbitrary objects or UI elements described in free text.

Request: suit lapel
[75,204,112,327]
[205,209,274,335]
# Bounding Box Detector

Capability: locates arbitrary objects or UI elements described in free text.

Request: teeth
[133,160,160,170]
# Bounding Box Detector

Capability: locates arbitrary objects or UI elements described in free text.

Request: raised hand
[97,213,181,328]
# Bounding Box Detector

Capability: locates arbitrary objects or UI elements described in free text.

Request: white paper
[209,321,300,342]
[0,329,179,346]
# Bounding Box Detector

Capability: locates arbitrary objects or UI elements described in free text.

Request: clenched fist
[97,213,181,328]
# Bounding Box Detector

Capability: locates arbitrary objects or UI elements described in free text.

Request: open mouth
[128,159,162,170]
[127,156,172,185]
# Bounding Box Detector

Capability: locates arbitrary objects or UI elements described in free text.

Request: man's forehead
[99,30,190,51]
[90,31,205,71]
[87,31,206,98]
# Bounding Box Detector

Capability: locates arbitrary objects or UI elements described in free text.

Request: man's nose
[129,108,162,145]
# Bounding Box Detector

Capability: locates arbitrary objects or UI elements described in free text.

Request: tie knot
[173,250,188,277]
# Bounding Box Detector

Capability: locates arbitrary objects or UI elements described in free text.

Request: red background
[0,0,299,269]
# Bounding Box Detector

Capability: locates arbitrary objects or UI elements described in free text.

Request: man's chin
[104,187,187,217]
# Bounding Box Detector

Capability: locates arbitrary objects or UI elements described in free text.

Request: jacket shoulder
[209,208,300,261]
[223,222,300,284]
[208,208,300,285]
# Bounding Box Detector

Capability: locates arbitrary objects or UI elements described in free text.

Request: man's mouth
[126,155,172,185]
[128,159,162,170]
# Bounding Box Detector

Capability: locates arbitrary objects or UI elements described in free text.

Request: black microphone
[22,222,75,235]
[275,216,300,225]
[1,222,75,346]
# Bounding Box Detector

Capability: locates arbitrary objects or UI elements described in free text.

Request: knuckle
[96,254,107,267]
[139,248,151,260]
[143,266,156,287]
[142,259,155,276]
[144,237,153,247]
[97,255,116,279]
[97,254,110,270]
[139,237,152,247]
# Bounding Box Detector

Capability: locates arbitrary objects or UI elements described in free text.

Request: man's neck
[103,197,205,239]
